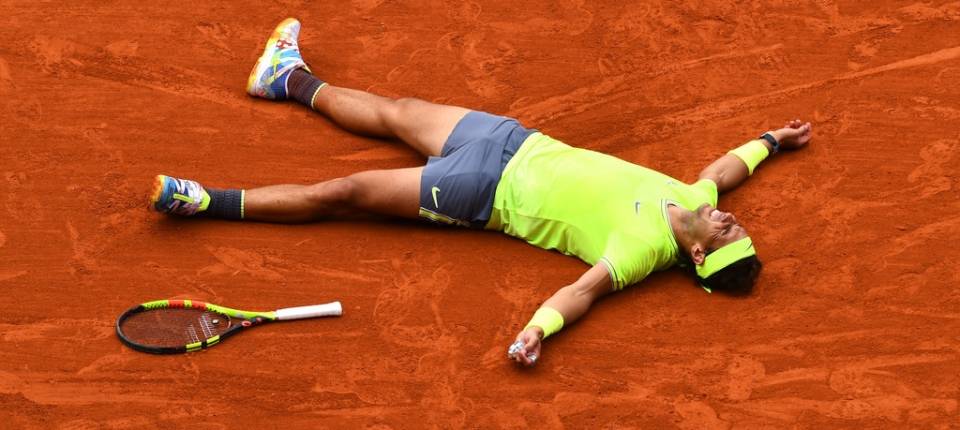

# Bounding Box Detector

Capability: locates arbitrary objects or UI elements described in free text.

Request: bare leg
[233,86,478,223]
[241,86,475,222]
[233,73,486,222]
[243,167,422,223]
[310,85,470,157]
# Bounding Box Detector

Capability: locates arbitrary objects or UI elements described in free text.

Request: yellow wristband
[524,307,564,339]
[728,140,770,175]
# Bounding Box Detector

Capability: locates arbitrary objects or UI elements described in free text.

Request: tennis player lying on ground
[152,19,811,366]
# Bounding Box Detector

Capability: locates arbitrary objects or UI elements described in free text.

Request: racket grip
[275,302,343,320]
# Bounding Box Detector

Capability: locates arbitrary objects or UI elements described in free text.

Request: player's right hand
[510,326,543,367]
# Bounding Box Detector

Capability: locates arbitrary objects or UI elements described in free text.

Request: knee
[381,97,423,134]
[394,97,423,111]
[306,177,358,209]
[389,97,423,120]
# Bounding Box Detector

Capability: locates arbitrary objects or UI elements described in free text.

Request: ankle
[288,69,326,109]
[198,188,245,220]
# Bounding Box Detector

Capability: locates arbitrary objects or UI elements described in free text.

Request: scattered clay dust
[1,1,957,428]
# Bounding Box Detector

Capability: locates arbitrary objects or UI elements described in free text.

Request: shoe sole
[150,175,169,210]
[246,17,299,97]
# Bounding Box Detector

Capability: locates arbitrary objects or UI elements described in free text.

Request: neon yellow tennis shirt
[486,133,718,289]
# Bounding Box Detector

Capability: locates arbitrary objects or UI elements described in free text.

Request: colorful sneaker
[246,18,312,100]
[151,175,210,216]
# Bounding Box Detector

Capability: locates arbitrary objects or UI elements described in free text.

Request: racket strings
[119,309,233,347]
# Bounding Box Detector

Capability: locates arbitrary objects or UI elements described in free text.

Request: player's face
[695,203,750,252]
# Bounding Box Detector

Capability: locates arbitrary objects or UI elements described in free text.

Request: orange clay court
[1,1,958,428]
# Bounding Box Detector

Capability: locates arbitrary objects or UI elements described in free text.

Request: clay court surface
[2,0,960,428]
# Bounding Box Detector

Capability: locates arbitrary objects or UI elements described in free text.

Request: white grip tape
[275,302,342,320]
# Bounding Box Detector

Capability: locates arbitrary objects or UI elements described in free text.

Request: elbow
[699,167,721,184]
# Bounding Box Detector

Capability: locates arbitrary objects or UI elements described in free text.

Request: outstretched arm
[509,263,613,366]
[699,120,812,194]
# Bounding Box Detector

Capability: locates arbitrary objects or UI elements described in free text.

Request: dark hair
[698,256,763,296]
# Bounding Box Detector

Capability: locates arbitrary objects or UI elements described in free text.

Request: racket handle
[275,302,343,320]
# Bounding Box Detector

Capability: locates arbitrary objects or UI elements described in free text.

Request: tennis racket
[116,299,342,354]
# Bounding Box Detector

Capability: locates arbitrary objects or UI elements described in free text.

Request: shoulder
[601,238,659,290]
[687,179,719,206]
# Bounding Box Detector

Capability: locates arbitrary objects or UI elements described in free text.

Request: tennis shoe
[151,175,210,216]
[246,18,312,100]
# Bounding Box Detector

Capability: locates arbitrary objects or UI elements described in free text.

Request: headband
[696,237,755,282]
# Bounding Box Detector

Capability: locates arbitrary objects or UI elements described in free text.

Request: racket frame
[116,299,279,354]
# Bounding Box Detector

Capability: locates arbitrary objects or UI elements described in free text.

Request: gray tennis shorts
[419,111,536,229]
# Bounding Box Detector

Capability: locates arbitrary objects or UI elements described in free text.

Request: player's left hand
[771,119,812,150]
[508,327,543,367]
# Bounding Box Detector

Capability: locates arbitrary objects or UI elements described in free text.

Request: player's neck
[666,204,694,254]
